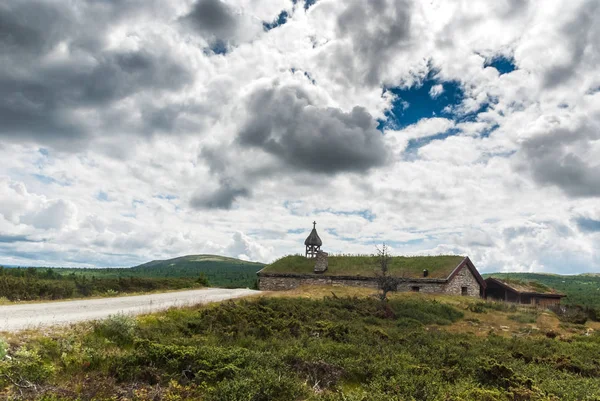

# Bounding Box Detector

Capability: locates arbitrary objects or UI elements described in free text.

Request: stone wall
[444,266,481,297]
[397,281,446,294]
[257,271,482,297]
[258,274,378,291]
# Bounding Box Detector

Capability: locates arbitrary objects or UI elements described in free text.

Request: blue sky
[0,0,599,273]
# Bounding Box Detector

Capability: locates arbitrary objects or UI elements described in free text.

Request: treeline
[39,260,262,289]
[0,267,206,301]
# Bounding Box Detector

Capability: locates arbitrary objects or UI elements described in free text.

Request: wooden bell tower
[304,221,322,258]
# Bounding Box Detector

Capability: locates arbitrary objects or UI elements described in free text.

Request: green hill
[484,272,600,308]
[129,254,264,287]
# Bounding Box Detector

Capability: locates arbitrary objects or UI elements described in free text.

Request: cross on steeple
[313,221,316,228]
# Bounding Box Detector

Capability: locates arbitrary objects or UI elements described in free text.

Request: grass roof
[490,277,558,294]
[261,255,466,279]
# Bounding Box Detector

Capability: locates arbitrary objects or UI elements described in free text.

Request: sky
[0,0,599,273]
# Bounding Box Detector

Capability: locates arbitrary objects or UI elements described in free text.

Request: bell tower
[304,221,322,258]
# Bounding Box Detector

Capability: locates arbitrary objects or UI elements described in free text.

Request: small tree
[197,272,210,287]
[375,244,399,303]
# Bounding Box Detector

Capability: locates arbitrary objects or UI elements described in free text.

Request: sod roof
[261,255,466,279]
[486,277,561,295]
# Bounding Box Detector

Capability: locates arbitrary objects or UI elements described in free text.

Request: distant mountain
[129,254,265,288]
[133,254,263,270]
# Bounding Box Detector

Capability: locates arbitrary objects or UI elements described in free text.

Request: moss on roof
[261,255,466,279]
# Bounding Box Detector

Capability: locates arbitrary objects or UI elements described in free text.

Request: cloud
[323,0,416,86]
[429,84,444,99]
[517,116,600,197]
[21,199,78,230]
[226,231,273,262]
[0,235,35,244]
[180,0,263,49]
[0,0,195,151]
[190,182,250,210]
[238,83,390,174]
[542,0,599,88]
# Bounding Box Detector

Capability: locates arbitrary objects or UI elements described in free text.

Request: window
[461,287,468,296]
[411,286,420,292]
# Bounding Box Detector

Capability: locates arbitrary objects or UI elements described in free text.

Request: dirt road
[0,288,259,332]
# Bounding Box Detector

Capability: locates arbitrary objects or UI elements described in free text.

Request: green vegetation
[490,277,556,294]
[1,295,600,400]
[0,266,205,301]
[264,254,465,278]
[485,273,600,308]
[0,255,264,301]
[46,254,262,288]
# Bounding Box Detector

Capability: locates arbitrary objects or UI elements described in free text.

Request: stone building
[258,223,486,297]
[485,278,565,306]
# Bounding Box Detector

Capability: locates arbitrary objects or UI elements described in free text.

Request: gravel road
[0,288,260,332]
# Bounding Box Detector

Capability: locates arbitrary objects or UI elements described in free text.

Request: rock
[314,251,329,273]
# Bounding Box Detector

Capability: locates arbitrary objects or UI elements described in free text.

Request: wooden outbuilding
[484,278,565,307]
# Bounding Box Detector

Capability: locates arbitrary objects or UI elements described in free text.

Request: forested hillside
[43,255,263,289]
[485,273,600,308]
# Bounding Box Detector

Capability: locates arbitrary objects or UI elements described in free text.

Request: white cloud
[429,84,444,99]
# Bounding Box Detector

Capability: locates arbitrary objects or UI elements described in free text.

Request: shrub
[0,338,7,360]
[197,273,210,287]
[93,314,137,346]
[549,305,588,324]
[206,368,308,401]
[0,347,54,386]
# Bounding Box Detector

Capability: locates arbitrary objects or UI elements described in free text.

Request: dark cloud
[542,0,599,88]
[0,0,194,150]
[181,0,238,44]
[330,0,413,86]
[238,84,389,174]
[0,2,72,54]
[518,120,600,197]
[190,181,250,210]
[0,50,191,147]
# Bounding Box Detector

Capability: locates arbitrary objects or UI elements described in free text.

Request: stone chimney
[314,250,328,273]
